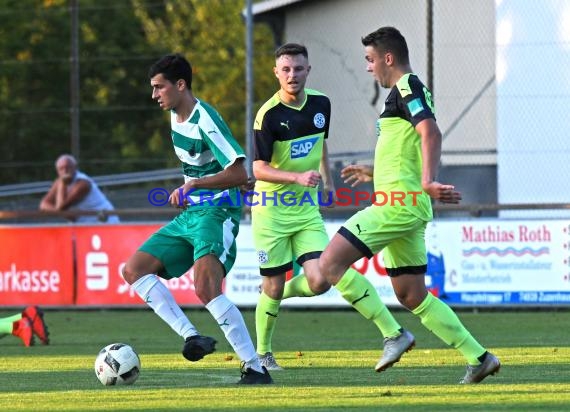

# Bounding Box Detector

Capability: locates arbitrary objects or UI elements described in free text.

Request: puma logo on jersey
[291,136,319,159]
[280,120,290,130]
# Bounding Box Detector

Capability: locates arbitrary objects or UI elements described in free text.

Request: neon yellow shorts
[252,209,328,276]
[139,207,241,279]
[340,206,428,276]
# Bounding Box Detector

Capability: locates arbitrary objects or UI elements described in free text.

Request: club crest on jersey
[291,136,319,159]
[257,250,269,264]
[313,112,326,128]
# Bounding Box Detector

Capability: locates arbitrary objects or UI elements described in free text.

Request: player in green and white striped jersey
[122,54,272,385]
[168,98,245,209]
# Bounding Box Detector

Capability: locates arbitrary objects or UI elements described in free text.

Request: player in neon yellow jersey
[253,43,415,372]
[320,27,500,383]
[252,43,334,370]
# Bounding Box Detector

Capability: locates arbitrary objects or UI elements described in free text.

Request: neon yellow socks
[0,314,22,334]
[413,293,486,365]
[255,292,281,354]
[335,268,401,338]
[282,274,316,299]
[0,320,12,334]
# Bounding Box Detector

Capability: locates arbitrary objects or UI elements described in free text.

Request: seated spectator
[39,154,119,223]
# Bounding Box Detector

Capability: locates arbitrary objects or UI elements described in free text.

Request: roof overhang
[243,0,305,18]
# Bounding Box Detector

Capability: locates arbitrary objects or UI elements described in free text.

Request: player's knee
[308,277,330,295]
[122,252,160,285]
[394,293,411,309]
[195,288,214,304]
[318,251,331,275]
[121,263,138,285]
[262,281,284,300]
[394,290,424,311]
[193,270,224,304]
[121,258,154,285]
[318,254,342,285]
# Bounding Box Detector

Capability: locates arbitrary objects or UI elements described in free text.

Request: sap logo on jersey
[291,136,319,159]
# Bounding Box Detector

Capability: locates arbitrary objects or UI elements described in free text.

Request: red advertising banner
[3,219,570,307]
[73,224,202,306]
[0,225,74,305]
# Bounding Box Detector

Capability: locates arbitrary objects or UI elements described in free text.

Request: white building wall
[264,0,495,165]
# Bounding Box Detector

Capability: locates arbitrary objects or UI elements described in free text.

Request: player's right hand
[341,164,373,187]
[169,184,188,208]
[296,170,321,188]
[240,176,255,194]
[424,182,462,204]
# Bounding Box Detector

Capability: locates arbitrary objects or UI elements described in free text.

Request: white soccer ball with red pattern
[94,343,141,386]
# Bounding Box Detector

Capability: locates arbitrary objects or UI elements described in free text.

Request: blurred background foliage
[0,0,275,183]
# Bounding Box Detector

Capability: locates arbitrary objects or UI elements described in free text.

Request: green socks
[413,293,486,365]
[335,268,401,338]
[255,292,282,354]
[282,274,316,299]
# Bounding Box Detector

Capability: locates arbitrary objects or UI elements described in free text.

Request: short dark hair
[275,43,308,60]
[148,53,192,89]
[361,27,409,65]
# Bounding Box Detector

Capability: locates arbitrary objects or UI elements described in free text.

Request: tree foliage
[132,0,276,157]
[0,0,73,182]
[0,0,275,184]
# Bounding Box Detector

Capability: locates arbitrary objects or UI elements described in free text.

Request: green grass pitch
[1,308,569,411]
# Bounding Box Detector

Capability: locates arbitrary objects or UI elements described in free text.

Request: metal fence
[2,0,570,221]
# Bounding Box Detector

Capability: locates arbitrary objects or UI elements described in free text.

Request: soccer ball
[94,343,141,386]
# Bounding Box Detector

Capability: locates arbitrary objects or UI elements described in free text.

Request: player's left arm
[187,157,248,191]
[417,119,461,204]
[318,96,336,202]
[190,118,248,190]
[319,141,337,207]
[170,157,247,208]
[319,141,335,192]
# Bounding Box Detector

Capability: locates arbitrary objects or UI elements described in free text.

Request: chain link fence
[269,0,570,217]
[2,0,570,221]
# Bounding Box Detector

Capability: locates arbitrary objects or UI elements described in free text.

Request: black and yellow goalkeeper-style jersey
[375,73,435,220]
[253,88,330,217]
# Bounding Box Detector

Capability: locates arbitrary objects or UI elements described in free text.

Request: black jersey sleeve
[399,75,436,127]
[253,114,275,162]
[323,97,331,140]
